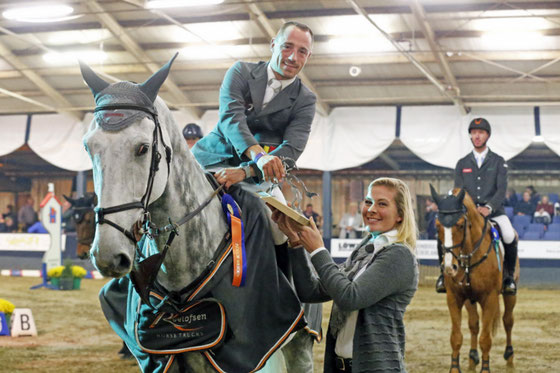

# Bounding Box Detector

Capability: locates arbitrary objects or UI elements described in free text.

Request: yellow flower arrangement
[71,265,87,278]
[47,264,87,279]
[0,298,15,315]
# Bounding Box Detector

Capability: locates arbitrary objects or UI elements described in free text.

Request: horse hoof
[504,345,514,360]
[469,349,480,365]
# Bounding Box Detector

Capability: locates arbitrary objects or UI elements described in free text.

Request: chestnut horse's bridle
[439,206,495,288]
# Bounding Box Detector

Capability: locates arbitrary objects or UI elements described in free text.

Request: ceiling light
[3,4,74,23]
[533,135,544,143]
[43,50,107,65]
[146,0,224,9]
[349,66,361,77]
[481,31,542,50]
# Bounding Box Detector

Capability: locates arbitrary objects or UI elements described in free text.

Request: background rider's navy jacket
[454,148,508,217]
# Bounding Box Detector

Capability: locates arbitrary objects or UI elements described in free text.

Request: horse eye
[137,143,150,156]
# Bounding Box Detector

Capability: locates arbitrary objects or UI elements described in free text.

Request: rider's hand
[477,206,491,217]
[214,167,246,189]
[256,155,285,183]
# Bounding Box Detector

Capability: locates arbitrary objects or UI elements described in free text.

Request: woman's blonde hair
[368,177,417,252]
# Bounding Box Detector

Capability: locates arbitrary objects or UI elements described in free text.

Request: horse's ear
[429,184,440,205]
[139,52,179,103]
[63,194,76,205]
[79,60,109,97]
[457,188,466,203]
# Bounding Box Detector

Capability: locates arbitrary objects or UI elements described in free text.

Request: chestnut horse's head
[64,193,97,259]
[431,186,470,278]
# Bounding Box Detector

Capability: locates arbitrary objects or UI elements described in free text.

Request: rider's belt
[262,145,277,153]
[335,356,352,371]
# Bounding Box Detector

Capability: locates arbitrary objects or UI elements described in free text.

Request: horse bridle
[439,206,494,288]
[93,104,172,243]
[92,103,224,309]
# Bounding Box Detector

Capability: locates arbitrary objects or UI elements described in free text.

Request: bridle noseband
[93,104,172,243]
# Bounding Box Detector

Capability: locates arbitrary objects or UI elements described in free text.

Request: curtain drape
[539,107,560,157]
[0,115,28,156]
[28,114,93,171]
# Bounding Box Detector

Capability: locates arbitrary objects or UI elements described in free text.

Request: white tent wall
[469,107,534,161]
[1,105,558,173]
[298,107,396,171]
[540,107,560,157]
[28,114,93,172]
[401,106,470,169]
[0,115,27,156]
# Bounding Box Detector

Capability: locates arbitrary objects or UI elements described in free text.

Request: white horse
[81,55,307,373]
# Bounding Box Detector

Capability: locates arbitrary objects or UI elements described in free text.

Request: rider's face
[470,129,489,150]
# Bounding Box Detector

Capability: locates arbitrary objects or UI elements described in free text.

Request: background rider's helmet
[468,118,491,135]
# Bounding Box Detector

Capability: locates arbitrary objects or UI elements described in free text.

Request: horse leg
[447,293,464,373]
[502,293,517,368]
[478,292,500,373]
[280,329,314,373]
[465,300,480,370]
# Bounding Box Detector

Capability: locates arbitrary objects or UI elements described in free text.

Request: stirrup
[436,274,446,293]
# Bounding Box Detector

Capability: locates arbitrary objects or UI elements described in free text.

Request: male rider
[436,118,518,295]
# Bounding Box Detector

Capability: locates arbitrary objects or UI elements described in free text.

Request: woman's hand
[297,217,325,254]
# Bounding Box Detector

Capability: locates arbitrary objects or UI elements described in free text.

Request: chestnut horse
[430,186,518,373]
[64,193,96,259]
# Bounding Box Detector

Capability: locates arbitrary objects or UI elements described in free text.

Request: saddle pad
[135,296,226,355]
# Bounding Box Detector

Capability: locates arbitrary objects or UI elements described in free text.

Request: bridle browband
[93,104,172,242]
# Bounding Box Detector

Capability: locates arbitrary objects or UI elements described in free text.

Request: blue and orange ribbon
[221,194,247,287]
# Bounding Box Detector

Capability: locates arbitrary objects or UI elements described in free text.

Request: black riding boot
[436,238,446,293]
[502,238,518,295]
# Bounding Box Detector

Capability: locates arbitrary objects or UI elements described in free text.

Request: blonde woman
[272,177,419,373]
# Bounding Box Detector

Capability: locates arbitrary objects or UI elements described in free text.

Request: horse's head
[64,193,96,259]
[430,185,469,278]
[80,54,178,277]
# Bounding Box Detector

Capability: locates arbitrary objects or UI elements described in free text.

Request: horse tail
[492,295,501,337]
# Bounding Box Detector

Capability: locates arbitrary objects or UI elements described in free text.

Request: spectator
[18,197,37,231]
[303,203,322,229]
[525,186,540,207]
[2,204,17,226]
[0,215,18,233]
[534,195,554,225]
[514,191,536,216]
[424,198,438,239]
[337,202,362,239]
[504,188,518,208]
[182,123,203,149]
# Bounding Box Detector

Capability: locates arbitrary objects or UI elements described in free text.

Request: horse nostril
[452,264,458,272]
[115,253,131,272]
